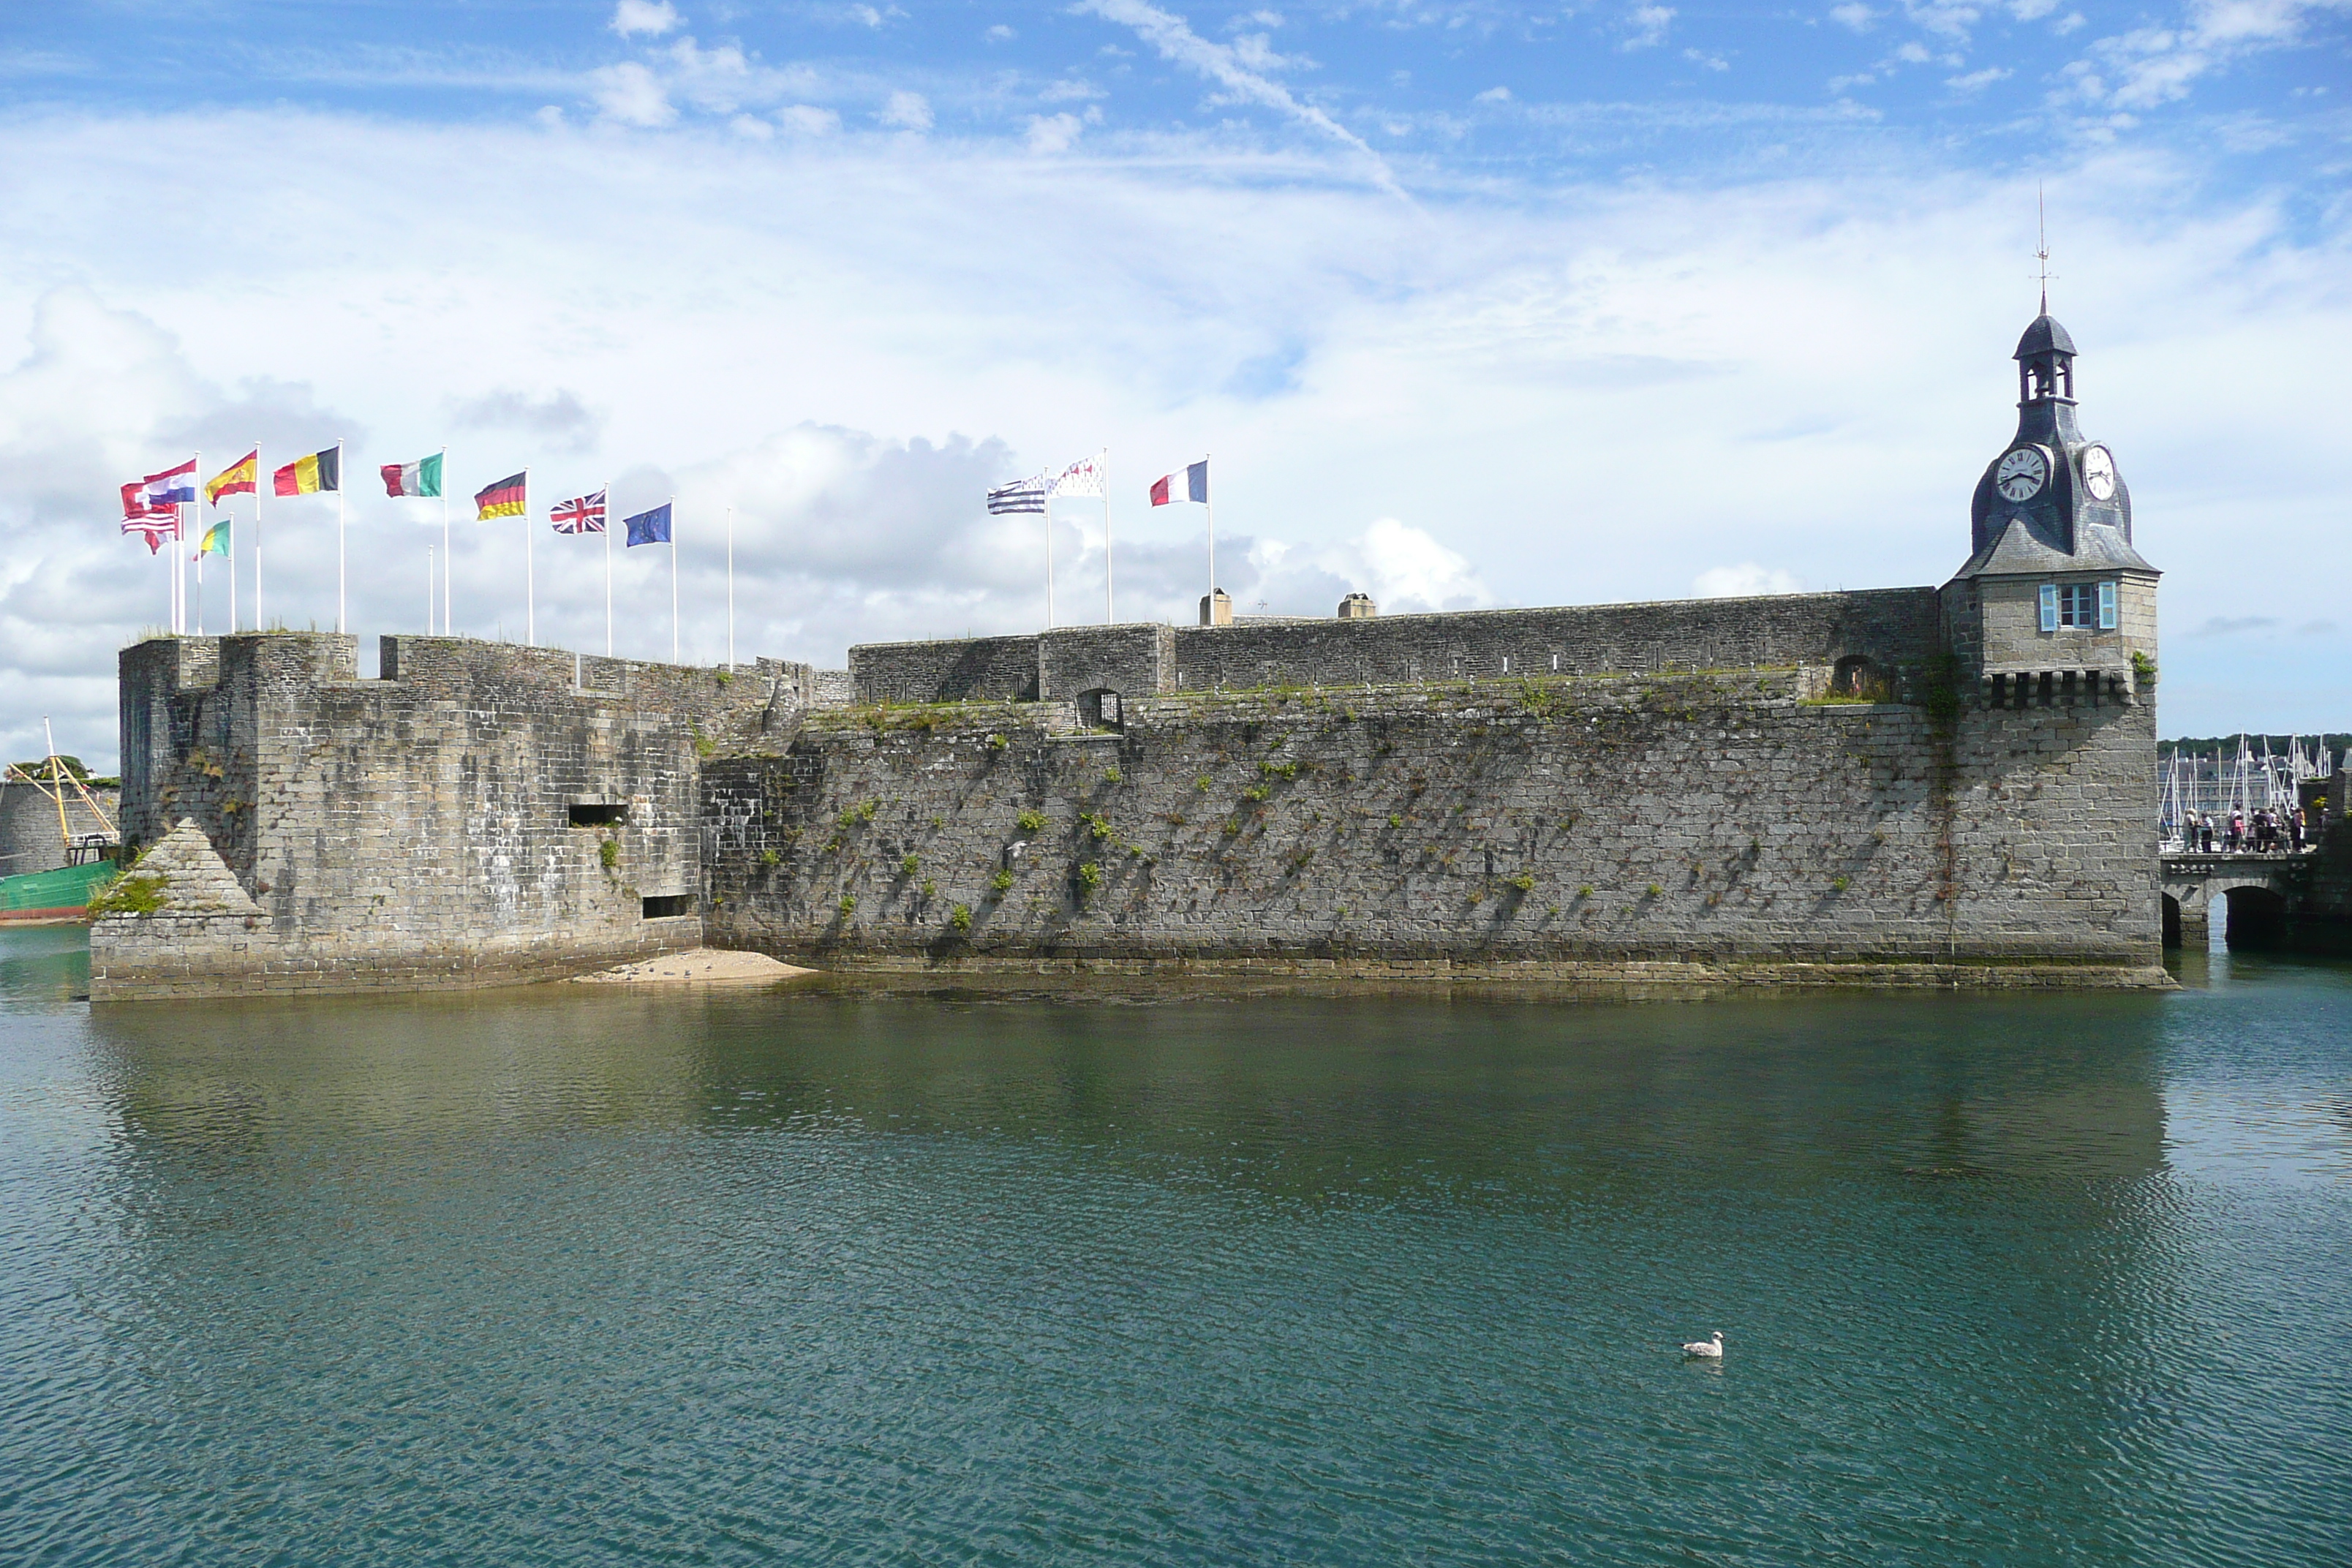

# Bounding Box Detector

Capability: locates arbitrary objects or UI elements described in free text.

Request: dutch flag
[143,458,197,509]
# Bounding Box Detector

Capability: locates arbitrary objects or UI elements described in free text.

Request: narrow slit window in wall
[570,802,627,827]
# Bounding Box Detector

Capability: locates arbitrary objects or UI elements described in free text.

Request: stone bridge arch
[2160,856,2301,949]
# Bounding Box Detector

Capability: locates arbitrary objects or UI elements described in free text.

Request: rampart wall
[702,666,2165,988]
[0,780,117,877]
[849,590,1944,706]
[93,633,815,998]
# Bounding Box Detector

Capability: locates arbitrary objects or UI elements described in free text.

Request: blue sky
[1,1,2348,765]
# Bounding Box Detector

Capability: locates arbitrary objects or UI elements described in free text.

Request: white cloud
[611,0,682,39]
[986,24,1015,42]
[779,105,841,135]
[1624,4,1676,49]
[1026,113,1084,154]
[1076,0,1406,200]
[1684,48,1730,70]
[730,113,774,140]
[1693,563,1804,598]
[2073,0,2345,111]
[1830,4,1877,29]
[879,89,932,130]
[2008,0,2059,18]
[1895,40,1932,61]
[1945,64,2011,90]
[592,61,676,127]
[1473,86,1512,104]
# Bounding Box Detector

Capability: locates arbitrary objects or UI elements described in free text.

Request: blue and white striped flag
[987,475,1047,516]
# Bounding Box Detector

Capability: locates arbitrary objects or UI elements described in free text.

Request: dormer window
[2040,581,2119,631]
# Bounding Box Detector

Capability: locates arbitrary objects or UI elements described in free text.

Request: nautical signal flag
[274,447,341,497]
[1150,460,1208,506]
[475,472,527,520]
[624,502,671,547]
[381,453,443,499]
[552,490,607,535]
[206,451,257,505]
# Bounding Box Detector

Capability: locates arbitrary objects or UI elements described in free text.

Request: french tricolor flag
[143,457,197,508]
[1150,460,1207,506]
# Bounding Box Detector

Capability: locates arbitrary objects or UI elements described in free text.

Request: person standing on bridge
[2293,807,2307,853]
[2228,811,2244,853]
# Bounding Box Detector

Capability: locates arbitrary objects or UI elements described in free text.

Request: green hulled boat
[0,859,118,924]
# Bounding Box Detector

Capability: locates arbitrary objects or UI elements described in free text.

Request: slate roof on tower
[2014,314,2077,360]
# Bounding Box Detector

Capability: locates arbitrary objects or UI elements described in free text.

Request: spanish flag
[273,446,341,497]
[475,472,527,520]
[206,450,257,505]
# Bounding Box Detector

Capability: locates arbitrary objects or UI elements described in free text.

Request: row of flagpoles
[987,453,1215,627]
[121,447,704,663]
[118,443,1224,660]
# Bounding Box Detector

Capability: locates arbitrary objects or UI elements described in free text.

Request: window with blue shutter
[2038,583,2059,632]
[2097,580,2118,630]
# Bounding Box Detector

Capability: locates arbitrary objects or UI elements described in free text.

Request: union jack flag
[551,489,607,535]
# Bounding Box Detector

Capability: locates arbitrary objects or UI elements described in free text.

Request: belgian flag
[272,446,340,497]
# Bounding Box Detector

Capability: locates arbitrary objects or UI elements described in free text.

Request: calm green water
[4,932,2349,1565]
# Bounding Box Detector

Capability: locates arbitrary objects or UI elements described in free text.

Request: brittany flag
[1150,460,1207,506]
[552,489,607,535]
[206,451,257,505]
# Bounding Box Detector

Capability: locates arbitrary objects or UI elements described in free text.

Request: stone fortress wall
[0,777,117,878]
[851,590,1947,708]
[91,633,821,998]
[701,659,2163,987]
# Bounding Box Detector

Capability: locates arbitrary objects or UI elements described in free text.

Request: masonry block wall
[701,668,2163,985]
[94,633,809,998]
[0,783,118,877]
[851,590,1945,707]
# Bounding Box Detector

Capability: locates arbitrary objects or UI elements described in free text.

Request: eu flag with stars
[625,502,672,547]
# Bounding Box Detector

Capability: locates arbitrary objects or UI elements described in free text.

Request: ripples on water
[2,930,2349,1566]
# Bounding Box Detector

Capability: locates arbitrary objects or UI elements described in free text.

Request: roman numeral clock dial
[1995,446,2047,502]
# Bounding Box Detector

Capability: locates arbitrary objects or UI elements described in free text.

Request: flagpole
[669,495,679,666]
[725,504,734,671]
[227,497,238,633]
[254,442,265,633]
[1044,496,1055,630]
[1205,450,1215,622]
[335,438,346,636]
[603,481,614,657]
[524,467,535,647]
[440,447,451,638]
[188,449,199,636]
[427,544,435,634]
[1103,449,1113,625]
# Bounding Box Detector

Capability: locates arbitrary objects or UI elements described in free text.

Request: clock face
[2080,445,2117,501]
[1995,446,2048,502]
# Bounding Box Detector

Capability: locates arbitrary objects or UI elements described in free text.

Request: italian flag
[381,452,443,498]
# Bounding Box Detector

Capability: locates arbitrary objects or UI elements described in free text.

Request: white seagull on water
[1682,1331,1724,1360]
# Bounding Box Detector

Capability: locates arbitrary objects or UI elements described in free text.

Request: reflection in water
[5,945,2350,1566]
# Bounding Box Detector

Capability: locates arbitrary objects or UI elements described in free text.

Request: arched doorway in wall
[1832,655,1888,700]
[1077,688,1123,731]
[2162,893,2184,949]
[2220,886,2290,949]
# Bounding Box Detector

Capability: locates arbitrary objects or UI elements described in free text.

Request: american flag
[986,475,1047,516]
[551,489,607,535]
[119,480,180,554]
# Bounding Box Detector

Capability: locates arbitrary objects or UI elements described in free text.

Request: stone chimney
[1199,589,1233,627]
[1337,592,1377,619]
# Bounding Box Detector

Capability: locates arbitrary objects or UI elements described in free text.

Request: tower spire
[2035,182,2054,316]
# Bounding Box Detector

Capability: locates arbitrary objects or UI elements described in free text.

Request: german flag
[273,446,340,497]
[475,472,527,520]
[206,449,258,505]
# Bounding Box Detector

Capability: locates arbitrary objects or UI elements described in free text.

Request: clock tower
[1945,312,2159,708]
